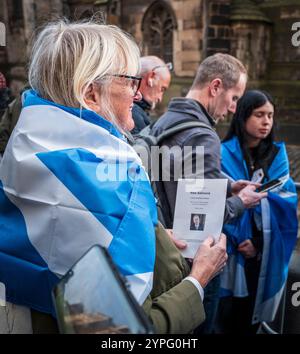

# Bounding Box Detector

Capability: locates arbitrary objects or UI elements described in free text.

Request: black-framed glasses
[112,74,142,96]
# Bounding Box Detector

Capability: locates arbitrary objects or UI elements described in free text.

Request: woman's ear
[84,83,101,113]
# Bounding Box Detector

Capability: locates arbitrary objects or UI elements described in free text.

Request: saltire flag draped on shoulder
[0,89,157,315]
[220,136,298,323]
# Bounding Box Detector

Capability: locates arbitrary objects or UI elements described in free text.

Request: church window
[142,1,176,64]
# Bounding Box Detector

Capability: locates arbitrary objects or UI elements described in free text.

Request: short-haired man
[131,56,171,135]
[152,53,264,225]
[151,53,266,333]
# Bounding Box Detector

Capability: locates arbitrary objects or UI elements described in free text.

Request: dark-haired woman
[218,90,298,334]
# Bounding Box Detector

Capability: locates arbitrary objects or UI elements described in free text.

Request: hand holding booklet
[172,179,227,259]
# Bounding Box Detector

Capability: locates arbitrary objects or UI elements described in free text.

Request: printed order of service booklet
[173,179,227,258]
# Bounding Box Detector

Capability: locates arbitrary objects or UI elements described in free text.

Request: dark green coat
[142,222,205,333]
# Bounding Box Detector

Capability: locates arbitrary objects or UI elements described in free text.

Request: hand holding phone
[238,184,267,208]
[255,178,283,193]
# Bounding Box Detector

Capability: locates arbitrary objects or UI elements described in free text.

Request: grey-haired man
[131,56,171,135]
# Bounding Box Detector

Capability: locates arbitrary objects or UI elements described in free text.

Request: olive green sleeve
[142,279,205,334]
[141,222,205,334]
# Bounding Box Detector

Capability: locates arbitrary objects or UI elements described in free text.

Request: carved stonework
[231,22,271,80]
[230,0,272,80]
[142,1,176,64]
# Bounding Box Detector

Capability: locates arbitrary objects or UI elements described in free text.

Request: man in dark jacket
[131,56,171,135]
[152,53,264,226]
[151,53,266,333]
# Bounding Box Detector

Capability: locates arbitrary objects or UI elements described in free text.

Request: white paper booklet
[173,179,227,258]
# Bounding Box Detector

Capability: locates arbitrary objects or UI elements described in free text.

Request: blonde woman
[0,20,227,334]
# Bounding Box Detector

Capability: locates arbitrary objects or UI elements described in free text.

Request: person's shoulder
[271,141,286,157]
[132,102,146,115]
[183,126,219,147]
[221,136,240,153]
[132,103,149,130]
[273,140,286,150]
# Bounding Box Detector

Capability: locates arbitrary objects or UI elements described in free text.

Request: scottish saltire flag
[0,89,157,315]
[220,136,298,323]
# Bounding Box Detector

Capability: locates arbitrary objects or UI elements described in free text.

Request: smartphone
[52,245,154,334]
[256,178,283,193]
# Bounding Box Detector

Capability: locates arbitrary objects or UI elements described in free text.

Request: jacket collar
[168,97,216,127]
[134,97,152,113]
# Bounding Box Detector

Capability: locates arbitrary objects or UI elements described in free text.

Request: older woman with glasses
[0,20,227,334]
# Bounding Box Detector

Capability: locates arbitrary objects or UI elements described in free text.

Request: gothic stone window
[142,1,176,64]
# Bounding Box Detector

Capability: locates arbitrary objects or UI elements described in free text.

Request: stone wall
[171,0,202,76]
[0,0,300,125]
[255,1,300,122]
[204,0,231,57]
[121,0,203,77]
[231,22,272,80]
[0,0,65,96]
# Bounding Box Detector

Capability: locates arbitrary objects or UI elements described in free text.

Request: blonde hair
[28,19,140,126]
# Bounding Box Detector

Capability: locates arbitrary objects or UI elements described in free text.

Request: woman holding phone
[217,90,298,334]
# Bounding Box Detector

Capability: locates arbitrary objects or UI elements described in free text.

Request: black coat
[131,99,151,135]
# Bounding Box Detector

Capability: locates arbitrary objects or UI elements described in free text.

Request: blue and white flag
[220,136,298,323]
[0,90,157,315]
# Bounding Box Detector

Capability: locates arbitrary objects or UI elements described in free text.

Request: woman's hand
[237,239,257,259]
[237,184,267,208]
[190,234,228,288]
[165,229,187,250]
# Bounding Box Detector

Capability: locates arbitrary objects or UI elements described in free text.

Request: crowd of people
[0,19,298,334]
